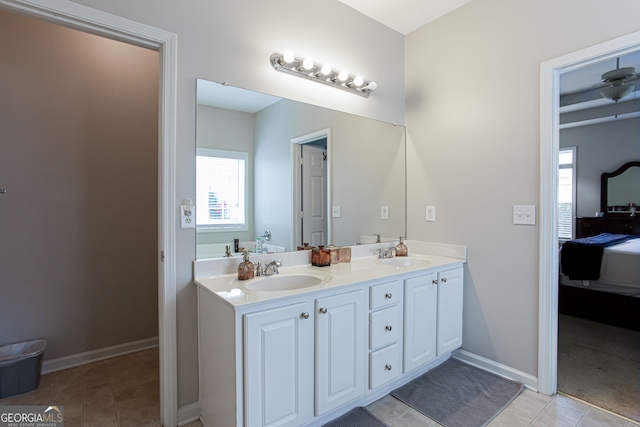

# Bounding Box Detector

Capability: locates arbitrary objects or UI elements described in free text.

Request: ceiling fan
[596,58,639,102]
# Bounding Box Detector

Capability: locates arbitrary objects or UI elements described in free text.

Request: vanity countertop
[194,241,466,308]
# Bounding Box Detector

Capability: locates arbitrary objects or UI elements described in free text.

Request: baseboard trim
[453,349,538,391]
[178,401,202,426]
[41,337,159,374]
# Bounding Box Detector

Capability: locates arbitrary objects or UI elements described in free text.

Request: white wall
[560,118,640,217]
[66,0,405,408]
[405,0,640,378]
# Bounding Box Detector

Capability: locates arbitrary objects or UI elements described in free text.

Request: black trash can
[0,339,47,398]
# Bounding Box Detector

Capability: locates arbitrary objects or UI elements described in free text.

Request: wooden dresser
[576,216,640,238]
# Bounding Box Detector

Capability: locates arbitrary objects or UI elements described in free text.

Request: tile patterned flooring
[2,346,638,427]
[0,347,159,427]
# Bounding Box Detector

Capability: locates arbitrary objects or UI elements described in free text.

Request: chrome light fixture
[270,52,377,97]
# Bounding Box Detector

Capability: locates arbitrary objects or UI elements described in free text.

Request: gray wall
[196,104,255,245]
[0,11,158,360]
[405,0,640,378]
[560,118,640,217]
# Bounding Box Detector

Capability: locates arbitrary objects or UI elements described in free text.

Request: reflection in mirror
[602,161,640,214]
[196,79,406,259]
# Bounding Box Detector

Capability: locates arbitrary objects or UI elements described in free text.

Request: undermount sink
[381,256,431,268]
[244,273,327,292]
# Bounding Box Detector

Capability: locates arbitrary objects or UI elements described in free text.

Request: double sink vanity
[194,240,466,427]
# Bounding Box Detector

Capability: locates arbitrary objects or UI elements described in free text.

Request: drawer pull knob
[301,312,309,319]
[441,277,447,283]
[432,279,438,285]
[385,293,392,299]
[319,307,328,314]
[385,364,392,371]
[385,325,392,332]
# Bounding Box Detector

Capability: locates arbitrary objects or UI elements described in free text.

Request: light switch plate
[381,206,389,220]
[513,205,536,225]
[426,206,436,222]
[332,206,341,218]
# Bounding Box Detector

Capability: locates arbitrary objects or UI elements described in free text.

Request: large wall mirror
[196,79,406,259]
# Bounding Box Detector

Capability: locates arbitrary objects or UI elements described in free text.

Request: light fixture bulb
[320,64,332,75]
[283,51,295,64]
[302,58,314,70]
[353,76,364,87]
[337,70,348,82]
[365,81,378,91]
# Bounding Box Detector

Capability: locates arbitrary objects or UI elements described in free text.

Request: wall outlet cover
[381,205,389,220]
[426,206,436,222]
[332,206,341,218]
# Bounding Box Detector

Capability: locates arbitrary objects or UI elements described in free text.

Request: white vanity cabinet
[315,290,366,415]
[244,302,315,427]
[367,280,403,390]
[197,252,465,427]
[403,266,464,373]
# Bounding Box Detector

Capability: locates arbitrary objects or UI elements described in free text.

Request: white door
[315,290,365,415]
[301,144,327,246]
[437,267,464,355]
[403,273,438,372]
[244,302,314,427]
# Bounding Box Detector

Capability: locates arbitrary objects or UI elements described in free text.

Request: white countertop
[194,241,466,308]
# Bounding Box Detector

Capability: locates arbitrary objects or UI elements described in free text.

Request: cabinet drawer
[369,343,400,389]
[369,306,400,350]
[370,281,401,309]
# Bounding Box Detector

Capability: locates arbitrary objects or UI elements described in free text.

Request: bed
[558,161,640,331]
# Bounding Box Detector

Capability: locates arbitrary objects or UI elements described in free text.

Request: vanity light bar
[270,52,377,97]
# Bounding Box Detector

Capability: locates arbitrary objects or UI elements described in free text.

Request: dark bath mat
[322,406,389,427]
[391,358,523,427]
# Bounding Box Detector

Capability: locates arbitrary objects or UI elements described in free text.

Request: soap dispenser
[238,251,255,280]
[395,236,408,257]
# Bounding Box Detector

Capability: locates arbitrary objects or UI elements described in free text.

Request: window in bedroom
[196,148,248,231]
[558,147,576,240]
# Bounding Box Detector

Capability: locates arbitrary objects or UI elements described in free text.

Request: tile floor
[3,347,638,427]
[0,347,159,427]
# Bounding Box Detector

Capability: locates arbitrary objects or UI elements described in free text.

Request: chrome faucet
[377,247,396,259]
[263,260,282,276]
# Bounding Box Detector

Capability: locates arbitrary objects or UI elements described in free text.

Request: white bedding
[560,238,640,297]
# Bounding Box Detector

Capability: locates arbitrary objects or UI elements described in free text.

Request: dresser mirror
[196,79,406,259]
[601,161,640,215]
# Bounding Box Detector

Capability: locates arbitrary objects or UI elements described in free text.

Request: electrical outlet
[332,206,341,218]
[513,205,536,225]
[426,206,436,222]
[381,206,389,220]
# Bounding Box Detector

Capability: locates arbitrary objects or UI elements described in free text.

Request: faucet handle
[255,262,262,276]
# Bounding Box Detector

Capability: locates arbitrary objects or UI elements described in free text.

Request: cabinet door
[437,267,464,356]
[315,290,365,416]
[403,273,437,372]
[244,302,314,427]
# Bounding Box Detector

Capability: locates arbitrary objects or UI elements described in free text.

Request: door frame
[0,0,178,425]
[291,129,332,250]
[538,30,640,396]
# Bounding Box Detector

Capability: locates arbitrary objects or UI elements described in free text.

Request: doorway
[0,1,178,425]
[538,30,640,400]
[291,129,332,249]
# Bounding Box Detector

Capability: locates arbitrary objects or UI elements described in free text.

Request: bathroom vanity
[194,241,466,427]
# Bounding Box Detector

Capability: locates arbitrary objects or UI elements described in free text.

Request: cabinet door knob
[385,364,392,371]
[301,312,309,319]
[441,277,447,283]
[385,325,392,332]
[432,279,438,285]
[319,307,328,314]
[385,293,392,299]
